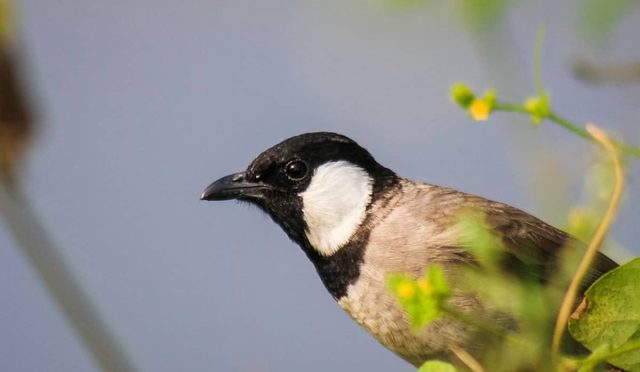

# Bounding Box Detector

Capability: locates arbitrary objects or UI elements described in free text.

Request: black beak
[200,172,269,201]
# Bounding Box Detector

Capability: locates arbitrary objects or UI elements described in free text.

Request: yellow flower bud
[524,94,550,125]
[450,83,475,108]
[469,99,490,121]
[396,282,416,299]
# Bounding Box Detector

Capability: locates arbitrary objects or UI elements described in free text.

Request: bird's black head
[201,132,397,255]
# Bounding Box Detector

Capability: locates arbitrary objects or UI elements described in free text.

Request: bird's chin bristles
[300,161,373,257]
[235,199,266,214]
[235,199,253,207]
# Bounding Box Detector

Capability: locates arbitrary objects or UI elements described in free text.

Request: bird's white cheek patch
[300,161,373,256]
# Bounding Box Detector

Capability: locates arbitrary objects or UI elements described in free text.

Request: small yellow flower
[417,277,433,295]
[469,99,490,121]
[396,282,416,299]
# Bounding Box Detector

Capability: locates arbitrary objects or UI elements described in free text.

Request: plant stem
[449,345,485,372]
[547,112,593,141]
[493,102,529,114]
[533,26,546,98]
[493,102,640,158]
[579,340,640,372]
[550,124,625,358]
[584,339,640,368]
[0,184,138,372]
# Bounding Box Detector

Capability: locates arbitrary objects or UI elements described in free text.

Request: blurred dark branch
[0,186,137,372]
[0,36,33,183]
[0,3,137,371]
[573,59,640,85]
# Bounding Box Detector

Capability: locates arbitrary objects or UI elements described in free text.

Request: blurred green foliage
[0,0,10,41]
[580,0,640,45]
[387,266,450,330]
[389,0,639,46]
[457,0,514,33]
[389,210,639,370]
[435,71,639,369]
[454,214,503,265]
[418,360,457,371]
[394,10,640,365]
[566,159,618,243]
[388,213,560,370]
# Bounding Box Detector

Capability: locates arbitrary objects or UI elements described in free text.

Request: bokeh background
[1,0,639,371]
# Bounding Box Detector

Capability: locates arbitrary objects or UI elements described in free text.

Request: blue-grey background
[2,1,639,371]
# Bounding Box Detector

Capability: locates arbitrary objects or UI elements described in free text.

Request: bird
[200,132,618,368]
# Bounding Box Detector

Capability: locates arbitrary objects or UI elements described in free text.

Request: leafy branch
[450,26,640,158]
[390,29,639,371]
[449,83,640,158]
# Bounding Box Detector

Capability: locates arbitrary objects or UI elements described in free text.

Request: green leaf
[568,257,640,371]
[418,360,457,372]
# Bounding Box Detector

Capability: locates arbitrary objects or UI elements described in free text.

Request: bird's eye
[284,160,309,181]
